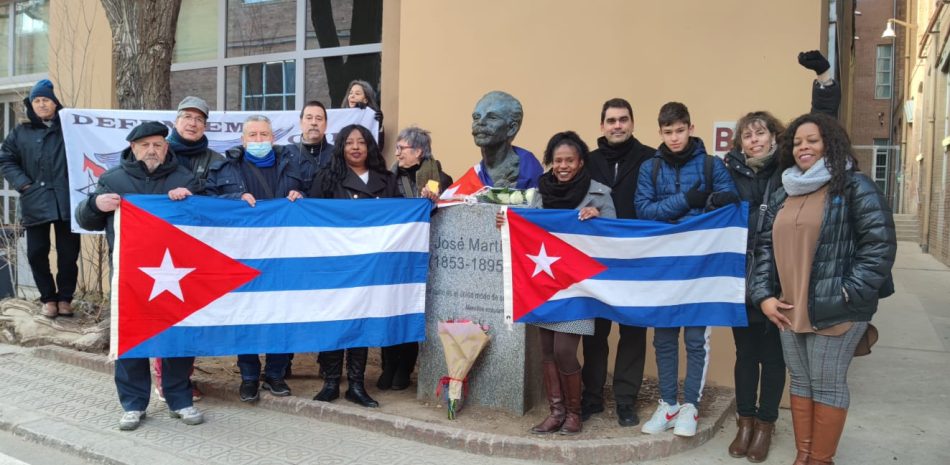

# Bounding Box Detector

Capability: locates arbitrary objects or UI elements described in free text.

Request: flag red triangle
[438,165,485,205]
[506,209,606,321]
[116,199,260,356]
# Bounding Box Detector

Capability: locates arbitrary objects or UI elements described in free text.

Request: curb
[31,345,735,464]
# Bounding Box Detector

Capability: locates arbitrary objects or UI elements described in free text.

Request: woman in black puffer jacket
[748,112,896,465]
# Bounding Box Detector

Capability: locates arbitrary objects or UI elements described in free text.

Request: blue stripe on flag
[125,195,431,228]
[512,201,748,237]
[593,253,745,281]
[120,313,426,358]
[235,253,429,291]
[521,298,748,328]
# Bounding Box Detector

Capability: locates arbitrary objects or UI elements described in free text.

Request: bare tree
[100,0,183,109]
[310,0,382,106]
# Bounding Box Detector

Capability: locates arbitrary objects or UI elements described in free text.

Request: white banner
[62,108,378,234]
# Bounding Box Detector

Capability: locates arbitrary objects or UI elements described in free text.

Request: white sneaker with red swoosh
[673,403,699,437]
[641,400,680,434]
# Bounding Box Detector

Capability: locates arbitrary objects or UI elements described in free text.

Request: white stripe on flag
[176,283,426,326]
[175,222,430,259]
[553,226,747,259]
[549,276,745,306]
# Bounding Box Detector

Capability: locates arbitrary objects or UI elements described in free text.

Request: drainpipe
[922,18,941,252]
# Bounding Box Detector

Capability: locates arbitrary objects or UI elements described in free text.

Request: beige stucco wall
[384,0,827,389]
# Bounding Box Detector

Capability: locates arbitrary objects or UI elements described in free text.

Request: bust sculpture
[470,91,542,189]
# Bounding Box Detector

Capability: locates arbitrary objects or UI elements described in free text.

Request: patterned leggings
[780,321,867,409]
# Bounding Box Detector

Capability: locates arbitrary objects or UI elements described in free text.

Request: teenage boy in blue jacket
[635,102,738,437]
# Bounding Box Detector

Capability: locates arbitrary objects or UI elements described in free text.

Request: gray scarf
[782,157,832,196]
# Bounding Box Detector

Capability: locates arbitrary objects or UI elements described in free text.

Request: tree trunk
[100,0,182,110]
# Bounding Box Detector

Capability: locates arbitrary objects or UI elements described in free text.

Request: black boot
[391,343,418,391]
[344,348,379,408]
[376,346,397,390]
[313,350,343,402]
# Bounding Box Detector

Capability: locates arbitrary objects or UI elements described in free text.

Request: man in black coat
[75,121,202,431]
[167,96,223,192]
[284,100,335,188]
[581,98,655,427]
[0,80,80,318]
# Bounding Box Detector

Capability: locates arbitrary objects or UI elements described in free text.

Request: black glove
[798,50,830,75]
[708,191,740,210]
[374,110,383,123]
[685,180,710,209]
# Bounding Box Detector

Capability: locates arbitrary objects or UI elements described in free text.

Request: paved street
[0,242,947,464]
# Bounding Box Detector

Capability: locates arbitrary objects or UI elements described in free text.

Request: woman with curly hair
[308,124,400,409]
[748,112,896,465]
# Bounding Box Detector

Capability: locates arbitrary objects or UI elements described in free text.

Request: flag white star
[526,243,561,279]
[138,249,195,302]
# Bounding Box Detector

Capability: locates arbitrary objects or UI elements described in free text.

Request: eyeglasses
[179,114,206,125]
[395,144,414,153]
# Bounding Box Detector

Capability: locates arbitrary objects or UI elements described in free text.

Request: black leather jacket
[748,171,896,330]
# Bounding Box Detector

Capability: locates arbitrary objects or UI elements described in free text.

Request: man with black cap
[167,96,223,191]
[75,121,203,431]
[0,79,81,319]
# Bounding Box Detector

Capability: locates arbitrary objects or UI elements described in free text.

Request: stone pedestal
[417,203,543,415]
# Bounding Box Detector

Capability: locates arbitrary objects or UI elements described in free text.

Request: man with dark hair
[636,101,737,438]
[0,79,80,319]
[75,121,203,431]
[285,100,334,187]
[581,97,655,427]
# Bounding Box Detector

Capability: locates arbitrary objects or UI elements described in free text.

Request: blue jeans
[115,357,194,411]
[653,326,711,406]
[237,353,290,382]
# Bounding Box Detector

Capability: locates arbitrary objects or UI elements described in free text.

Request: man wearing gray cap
[154,96,223,403]
[75,121,203,431]
[168,96,223,191]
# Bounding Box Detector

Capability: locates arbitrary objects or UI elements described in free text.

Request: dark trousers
[581,318,646,407]
[115,357,194,411]
[26,220,81,303]
[732,322,786,422]
[237,353,290,382]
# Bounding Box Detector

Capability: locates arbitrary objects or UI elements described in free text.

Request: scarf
[744,146,776,173]
[782,157,832,196]
[658,137,697,168]
[395,159,442,197]
[597,136,637,165]
[538,168,590,210]
[167,129,209,157]
[245,149,276,168]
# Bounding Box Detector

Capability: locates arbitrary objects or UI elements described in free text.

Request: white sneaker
[673,403,699,437]
[118,410,145,431]
[170,406,204,425]
[641,400,680,434]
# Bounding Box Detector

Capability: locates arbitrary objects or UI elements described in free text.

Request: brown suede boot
[807,403,848,465]
[530,361,565,434]
[728,415,755,457]
[746,418,774,463]
[57,301,74,317]
[790,395,814,465]
[40,302,58,319]
[558,368,582,435]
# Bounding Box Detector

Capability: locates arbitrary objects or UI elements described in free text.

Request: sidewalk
[0,242,946,464]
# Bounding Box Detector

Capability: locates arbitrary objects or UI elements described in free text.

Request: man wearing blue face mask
[204,114,305,402]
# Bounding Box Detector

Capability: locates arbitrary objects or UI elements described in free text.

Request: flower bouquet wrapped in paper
[436,319,490,419]
[472,186,536,206]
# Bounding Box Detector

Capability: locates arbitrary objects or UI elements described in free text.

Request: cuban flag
[437,164,485,207]
[500,204,749,327]
[110,195,430,359]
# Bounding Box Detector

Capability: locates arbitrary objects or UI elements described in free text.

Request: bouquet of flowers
[472,186,536,206]
[435,319,490,419]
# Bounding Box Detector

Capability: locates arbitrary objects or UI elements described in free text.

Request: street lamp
[882,18,914,38]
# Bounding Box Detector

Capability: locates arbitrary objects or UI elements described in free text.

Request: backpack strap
[704,154,714,192]
[651,157,661,188]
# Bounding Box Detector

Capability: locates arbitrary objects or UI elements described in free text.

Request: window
[241,60,295,110]
[0,0,50,78]
[876,44,893,99]
[171,0,383,112]
[873,138,889,193]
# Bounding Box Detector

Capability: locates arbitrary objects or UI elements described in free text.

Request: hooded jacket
[0,97,70,226]
[75,148,198,252]
[635,137,737,222]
